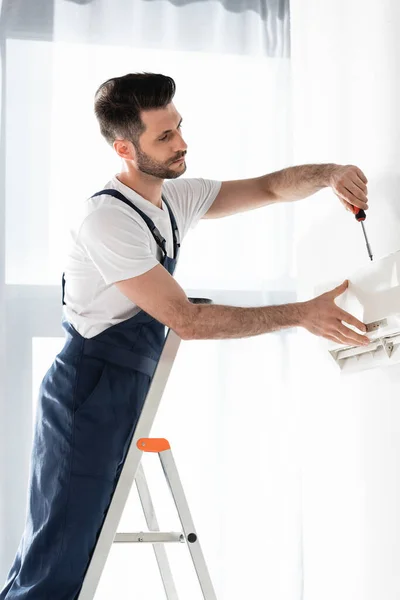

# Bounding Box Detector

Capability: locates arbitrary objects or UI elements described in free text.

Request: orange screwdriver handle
[353,207,366,221]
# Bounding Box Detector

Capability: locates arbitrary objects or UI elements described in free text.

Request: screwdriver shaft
[360,221,373,261]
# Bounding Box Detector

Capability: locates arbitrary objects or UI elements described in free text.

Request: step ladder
[77,327,218,600]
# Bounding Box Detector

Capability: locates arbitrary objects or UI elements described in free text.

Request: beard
[134,144,186,180]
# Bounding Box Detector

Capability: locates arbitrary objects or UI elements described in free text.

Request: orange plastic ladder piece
[137,438,171,453]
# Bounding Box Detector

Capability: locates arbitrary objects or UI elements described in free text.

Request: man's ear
[113,139,136,161]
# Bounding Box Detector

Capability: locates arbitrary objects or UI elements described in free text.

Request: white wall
[290,2,400,599]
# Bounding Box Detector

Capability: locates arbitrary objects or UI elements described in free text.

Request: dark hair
[94,72,176,148]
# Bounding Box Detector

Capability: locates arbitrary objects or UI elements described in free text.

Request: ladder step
[114,532,185,544]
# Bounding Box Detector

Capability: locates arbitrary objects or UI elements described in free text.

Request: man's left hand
[329,164,368,214]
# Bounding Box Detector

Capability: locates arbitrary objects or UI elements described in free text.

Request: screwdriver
[353,207,373,261]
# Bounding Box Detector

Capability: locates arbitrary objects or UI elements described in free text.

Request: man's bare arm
[204,164,368,218]
[115,265,369,347]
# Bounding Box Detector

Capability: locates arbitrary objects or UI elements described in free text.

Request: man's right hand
[298,279,370,347]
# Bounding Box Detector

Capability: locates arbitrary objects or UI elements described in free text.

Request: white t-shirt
[63,175,222,338]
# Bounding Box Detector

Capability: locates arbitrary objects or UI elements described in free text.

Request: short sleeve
[79,207,159,285]
[163,178,222,237]
[187,178,222,228]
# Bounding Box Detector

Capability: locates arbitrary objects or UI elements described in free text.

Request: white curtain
[0,1,302,598]
[290,1,400,599]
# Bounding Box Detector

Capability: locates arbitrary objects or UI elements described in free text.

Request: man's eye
[159,123,182,142]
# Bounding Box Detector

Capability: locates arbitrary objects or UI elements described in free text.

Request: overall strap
[161,195,181,260]
[91,189,168,256]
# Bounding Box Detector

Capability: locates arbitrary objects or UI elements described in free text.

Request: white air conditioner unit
[315,250,400,374]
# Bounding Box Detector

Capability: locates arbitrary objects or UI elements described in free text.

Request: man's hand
[298,279,370,347]
[329,164,369,214]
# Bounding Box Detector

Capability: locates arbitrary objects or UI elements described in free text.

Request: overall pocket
[73,356,109,415]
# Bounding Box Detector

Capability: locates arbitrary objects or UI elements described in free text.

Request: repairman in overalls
[0,72,371,599]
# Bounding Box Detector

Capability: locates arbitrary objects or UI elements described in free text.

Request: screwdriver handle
[353,207,366,222]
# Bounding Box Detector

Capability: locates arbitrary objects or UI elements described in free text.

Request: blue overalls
[0,189,180,600]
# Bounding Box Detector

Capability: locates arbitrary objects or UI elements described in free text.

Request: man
[0,72,370,600]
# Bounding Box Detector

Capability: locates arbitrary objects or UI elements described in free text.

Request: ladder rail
[77,329,182,600]
[159,449,218,600]
[135,462,180,600]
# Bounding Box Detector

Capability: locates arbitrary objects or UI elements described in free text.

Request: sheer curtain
[0,1,301,598]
